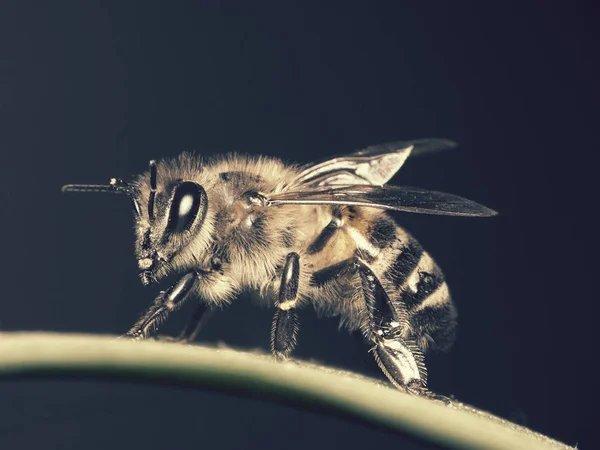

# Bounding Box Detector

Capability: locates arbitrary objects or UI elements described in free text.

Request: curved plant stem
[0,332,572,450]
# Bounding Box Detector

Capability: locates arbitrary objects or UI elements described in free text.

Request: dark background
[1,1,597,449]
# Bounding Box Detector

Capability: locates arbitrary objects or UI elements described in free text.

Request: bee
[62,139,497,398]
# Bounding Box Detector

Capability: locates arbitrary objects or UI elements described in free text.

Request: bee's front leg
[124,271,199,340]
[270,252,300,360]
[172,303,215,342]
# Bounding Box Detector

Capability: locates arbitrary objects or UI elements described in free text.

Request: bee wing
[291,139,457,188]
[267,184,497,217]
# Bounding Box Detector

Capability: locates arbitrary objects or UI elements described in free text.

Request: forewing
[291,138,457,188]
[267,184,497,217]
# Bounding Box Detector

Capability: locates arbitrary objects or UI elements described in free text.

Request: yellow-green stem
[0,332,572,450]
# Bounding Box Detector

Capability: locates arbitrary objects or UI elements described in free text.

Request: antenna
[148,160,157,222]
[62,178,142,217]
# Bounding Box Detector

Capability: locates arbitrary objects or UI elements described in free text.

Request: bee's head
[62,158,213,286]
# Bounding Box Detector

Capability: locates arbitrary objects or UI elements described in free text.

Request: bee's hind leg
[271,252,301,360]
[357,262,449,403]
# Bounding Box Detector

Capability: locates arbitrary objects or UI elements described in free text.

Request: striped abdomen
[306,207,457,353]
[380,224,457,352]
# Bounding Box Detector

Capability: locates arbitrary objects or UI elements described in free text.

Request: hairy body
[63,139,495,397]
[133,153,456,355]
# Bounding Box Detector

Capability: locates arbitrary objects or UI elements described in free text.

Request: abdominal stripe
[306,206,342,255]
[409,300,457,352]
[399,251,446,310]
[384,234,423,289]
[383,236,449,311]
[402,267,447,310]
[367,217,397,248]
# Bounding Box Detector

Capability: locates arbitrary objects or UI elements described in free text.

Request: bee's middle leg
[270,252,300,359]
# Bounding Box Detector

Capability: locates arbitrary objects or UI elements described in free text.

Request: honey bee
[62,139,497,398]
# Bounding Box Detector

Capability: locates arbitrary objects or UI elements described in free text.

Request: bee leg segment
[357,262,433,397]
[174,303,215,342]
[271,252,300,360]
[125,271,198,340]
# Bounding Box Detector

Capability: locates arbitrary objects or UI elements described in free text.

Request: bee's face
[133,164,212,285]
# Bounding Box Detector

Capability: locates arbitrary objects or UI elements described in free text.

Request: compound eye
[166,182,207,234]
